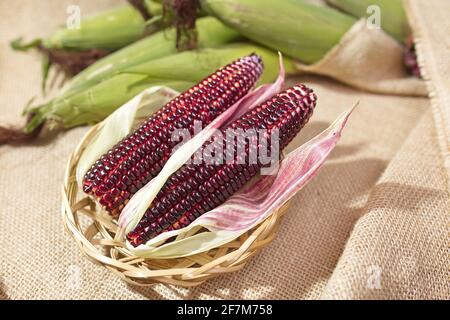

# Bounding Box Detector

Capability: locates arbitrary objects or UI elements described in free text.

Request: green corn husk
[200,0,356,64]
[25,44,294,132]
[11,0,163,52]
[64,17,242,96]
[22,17,241,133]
[20,17,241,136]
[326,0,410,43]
[10,1,164,82]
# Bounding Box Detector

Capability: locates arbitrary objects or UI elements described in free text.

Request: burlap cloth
[0,1,448,299]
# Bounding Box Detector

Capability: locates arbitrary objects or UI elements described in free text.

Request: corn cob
[200,0,356,64]
[127,84,317,246]
[326,0,410,44]
[82,54,264,215]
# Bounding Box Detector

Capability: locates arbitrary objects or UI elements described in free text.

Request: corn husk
[26,44,295,132]
[200,0,356,64]
[11,0,163,52]
[326,0,410,44]
[22,17,242,133]
[10,1,164,85]
[64,17,242,95]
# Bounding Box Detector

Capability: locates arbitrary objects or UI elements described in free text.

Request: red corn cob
[127,84,317,246]
[82,54,264,215]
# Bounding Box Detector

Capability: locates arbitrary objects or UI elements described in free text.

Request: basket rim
[62,123,290,287]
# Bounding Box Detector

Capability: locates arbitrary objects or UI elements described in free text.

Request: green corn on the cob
[200,0,356,64]
[326,0,410,44]
[25,44,295,132]
[10,1,164,80]
[11,0,163,53]
[64,17,242,96]
[21,17,243,134]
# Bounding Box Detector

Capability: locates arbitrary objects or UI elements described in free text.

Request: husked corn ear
[127,84,317,246]
[82,54,264,215]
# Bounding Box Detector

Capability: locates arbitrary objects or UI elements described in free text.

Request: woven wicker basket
[62,124,290,287]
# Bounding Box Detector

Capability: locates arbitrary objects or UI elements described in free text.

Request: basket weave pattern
[62,125,290,287]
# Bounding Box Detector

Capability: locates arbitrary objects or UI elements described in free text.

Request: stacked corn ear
[82,54,264,215]
[23,17,243,133]
[326,0,410,44]
[25,44,294,133]
[12,0,163,52]
[200,0,356,64]
[127,84,317,245]
[10,0,163,76]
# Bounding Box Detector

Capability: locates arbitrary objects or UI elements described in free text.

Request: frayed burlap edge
[404,0,450,194]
